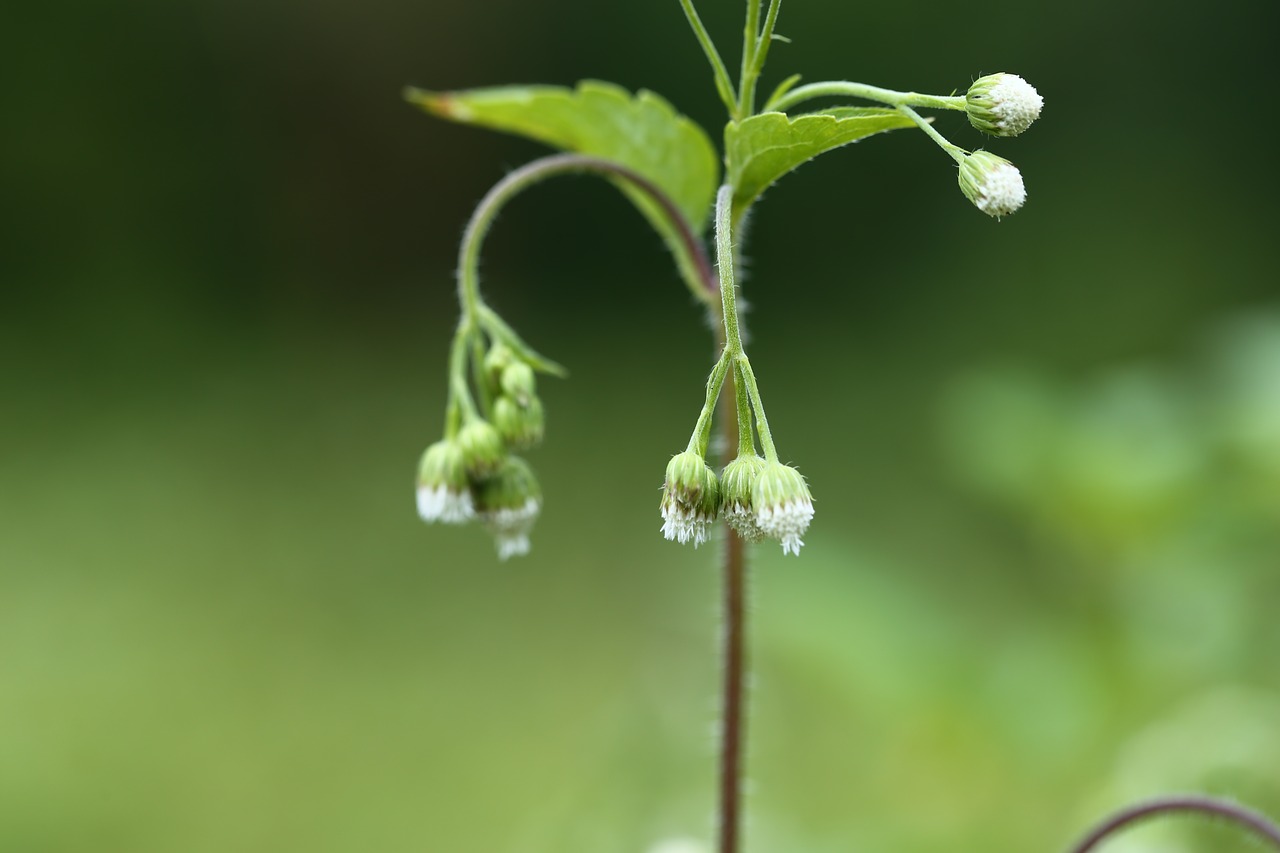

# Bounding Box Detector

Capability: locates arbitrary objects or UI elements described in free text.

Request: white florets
[756,497,815,556]
[483,498,540,560]
[987,74,1043,135]
[417,484,474,525]
[661,502,712,547]
[974,161,1027,217]
[723,501,766,543]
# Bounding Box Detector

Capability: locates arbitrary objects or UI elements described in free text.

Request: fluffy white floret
[723,501,766,543]
[484,498,540,560]
[416,485,474,525]
[756,498,815,556]
[988,74,1043,135]
[975,161,1027,217]
[661,503,711,547]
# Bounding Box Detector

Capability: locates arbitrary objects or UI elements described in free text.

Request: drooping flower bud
[493,393,545,450]
[500,361,537,406]
[483,344,515,385]
[965,73,1043,138]
[958,150,1026,218]
[474,456,541,559]
[720,454,768,543]
[416,439,474,524]
[752,461,814,555]
[457,419,505,478]
[660,450,721,547]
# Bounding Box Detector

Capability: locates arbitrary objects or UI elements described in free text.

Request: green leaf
[407,80,719,293]
[726,107,918,218]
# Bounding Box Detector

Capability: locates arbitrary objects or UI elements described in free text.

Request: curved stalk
[457,154,719,317]
[1068,795,1280,852]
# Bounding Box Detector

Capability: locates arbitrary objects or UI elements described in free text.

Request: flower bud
[494,393,545,450]
[474,456,541,559]
[752,461,814,555]
[483,344,515,384]
[500,361,537,407]
[457,419,505,478]
[958,150,1026,218]
[416,439,474,524]
[660,450,721,547]
[720,454,768,543]
[965,73,1043,138]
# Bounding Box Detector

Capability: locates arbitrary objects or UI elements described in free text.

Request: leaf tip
[403,87,471,121]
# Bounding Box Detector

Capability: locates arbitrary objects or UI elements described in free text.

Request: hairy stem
[897,104,967,163]
[714,317,748,853]
[1067,795,1280,853]
[765,79,965,113]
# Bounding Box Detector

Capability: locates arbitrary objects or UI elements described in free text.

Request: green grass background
[4,0,1279,849]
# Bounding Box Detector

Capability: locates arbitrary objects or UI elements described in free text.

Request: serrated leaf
[726,107,918,217]
[408,81,719,293]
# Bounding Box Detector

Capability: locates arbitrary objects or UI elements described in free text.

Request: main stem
[714,182,747,853]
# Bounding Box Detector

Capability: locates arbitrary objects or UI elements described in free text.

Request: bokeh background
[4,0,1279,850]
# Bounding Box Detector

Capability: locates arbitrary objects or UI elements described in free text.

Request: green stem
[447,325,480,427]
[715,185,777,464]
[765,80,966,113]
[897,104,967,163]
[736,0,761,120]
[714,186,745,355]
[678,0,739,116]
[734,361,755,457]
[750,0,783,90]
[688,351,732,456]
[737,355,777,462]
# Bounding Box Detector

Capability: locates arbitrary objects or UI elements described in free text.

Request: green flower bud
[483,344,516,384]
[660,450,721,547]
[494,393,545,450]
[416,439,473,524]
[958,150,1026,219]
[751,461,814,556]
[720,454,768,543]
[966,73,1043,138]
[457,419,505,478]
[500,361,537,406]
[474,456,541,559]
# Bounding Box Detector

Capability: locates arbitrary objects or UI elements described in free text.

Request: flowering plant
[405,1,1280,850]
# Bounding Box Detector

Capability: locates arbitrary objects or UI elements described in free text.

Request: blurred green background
[4,0,1279,850]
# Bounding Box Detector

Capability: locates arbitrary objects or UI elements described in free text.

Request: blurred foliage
[3,0,1279,850]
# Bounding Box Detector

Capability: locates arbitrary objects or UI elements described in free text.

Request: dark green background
[4,0,1279,850]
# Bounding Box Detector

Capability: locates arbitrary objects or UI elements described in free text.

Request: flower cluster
[416,343,548,559]
[952,72,1041,218]
[661,449,814,556]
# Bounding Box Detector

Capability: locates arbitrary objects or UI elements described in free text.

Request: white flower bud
[752,461,814,556]
[720,454,767,543]
[966,73,1043,138]
[475,456,541,559]
[957,150,1026,218]
[416,439,475,524]
[660,451,721,547]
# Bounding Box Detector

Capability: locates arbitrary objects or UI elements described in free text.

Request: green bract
[457,420,505,479]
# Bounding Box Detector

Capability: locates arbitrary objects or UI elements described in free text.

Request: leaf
[725,107,918,217]
[407,81,719,278]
